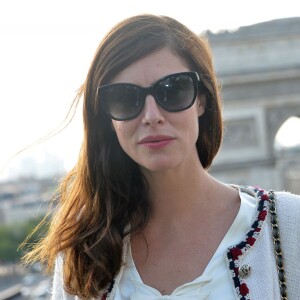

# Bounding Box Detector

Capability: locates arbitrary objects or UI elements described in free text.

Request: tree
[0,217,47,262]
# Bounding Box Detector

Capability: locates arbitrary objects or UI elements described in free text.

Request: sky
[0,0,299,180]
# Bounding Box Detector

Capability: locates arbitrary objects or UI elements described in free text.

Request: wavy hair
[23,14,223,298]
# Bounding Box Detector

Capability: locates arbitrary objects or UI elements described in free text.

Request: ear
[197,95,206,117]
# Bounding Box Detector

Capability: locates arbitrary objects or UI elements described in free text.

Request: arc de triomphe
[207,17,300,192]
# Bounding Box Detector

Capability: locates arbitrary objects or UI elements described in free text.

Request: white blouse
[114,190,256,299]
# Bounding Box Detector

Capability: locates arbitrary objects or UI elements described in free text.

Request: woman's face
[110,48,205,174]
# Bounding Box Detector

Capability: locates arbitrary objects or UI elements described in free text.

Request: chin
[139,160,180,174]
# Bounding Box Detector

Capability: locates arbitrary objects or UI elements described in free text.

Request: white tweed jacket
[51,187,300,299]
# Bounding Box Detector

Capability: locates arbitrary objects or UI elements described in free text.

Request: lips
[138,135,175,148]
[138,135,175,144]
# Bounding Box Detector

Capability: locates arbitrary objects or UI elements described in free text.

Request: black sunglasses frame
[98,71,203,121]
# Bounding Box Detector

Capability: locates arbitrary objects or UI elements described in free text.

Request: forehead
[110,48,190,86]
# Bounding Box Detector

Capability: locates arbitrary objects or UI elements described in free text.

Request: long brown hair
[23,14,223,298]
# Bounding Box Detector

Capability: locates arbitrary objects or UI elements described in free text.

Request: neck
[140,160,240,233]
[142,160,215,224]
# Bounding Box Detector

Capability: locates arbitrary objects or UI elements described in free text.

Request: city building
[207,17,300,194]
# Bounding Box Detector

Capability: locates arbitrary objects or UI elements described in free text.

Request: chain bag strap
[268,190,288,300]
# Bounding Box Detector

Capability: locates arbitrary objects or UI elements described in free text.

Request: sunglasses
[98,71,204,121]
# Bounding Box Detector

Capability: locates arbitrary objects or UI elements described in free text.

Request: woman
[25,14,300,299]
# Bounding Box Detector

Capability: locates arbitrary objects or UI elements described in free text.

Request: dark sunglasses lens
[100,85,142,120]
[156,74,196,111]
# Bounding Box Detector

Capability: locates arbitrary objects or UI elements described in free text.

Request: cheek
[197,96,206,117]
[184,108,200,144]
[112,122,125,142]
[112,121,134,151]
[112,120,128,135]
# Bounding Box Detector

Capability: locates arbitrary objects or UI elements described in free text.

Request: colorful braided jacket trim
[225,186,270,300]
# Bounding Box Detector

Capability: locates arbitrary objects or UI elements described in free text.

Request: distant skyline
[1,0,300,180]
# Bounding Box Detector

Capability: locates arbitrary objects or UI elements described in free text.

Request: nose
[141,95,165,126]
